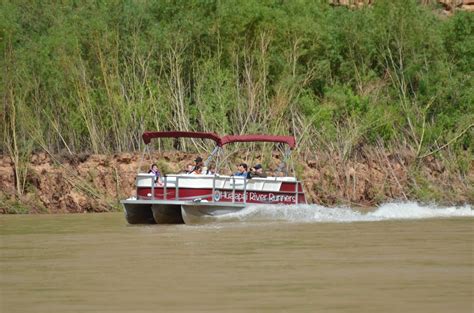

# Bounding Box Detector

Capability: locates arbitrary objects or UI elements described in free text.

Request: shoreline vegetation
[1,1,473,213]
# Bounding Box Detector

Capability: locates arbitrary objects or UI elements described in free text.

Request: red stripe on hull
[137,187,306,204]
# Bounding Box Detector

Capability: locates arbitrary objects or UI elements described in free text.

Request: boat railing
[135,173,304,204]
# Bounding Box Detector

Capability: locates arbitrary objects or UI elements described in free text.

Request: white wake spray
[212,202,473,223]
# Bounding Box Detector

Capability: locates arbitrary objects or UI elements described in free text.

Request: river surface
[1,202,473,313]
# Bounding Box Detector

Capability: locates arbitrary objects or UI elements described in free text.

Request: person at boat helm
[148,163,164,186]
[250,163,267,178]
[234,163,250,178]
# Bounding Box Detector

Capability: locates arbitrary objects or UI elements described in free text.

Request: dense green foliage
[2,0,473,157]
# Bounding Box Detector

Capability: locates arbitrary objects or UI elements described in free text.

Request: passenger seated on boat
[234,163,250,178]
[206,164,216,175]
[184,163,194,174]
[148,163,164,186]
[190,165,203,175]
[250,164,267,178]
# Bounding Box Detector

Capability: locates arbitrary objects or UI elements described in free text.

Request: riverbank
[0,147,472,214]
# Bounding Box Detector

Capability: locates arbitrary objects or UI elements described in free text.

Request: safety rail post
[212,175,216,202]
[232,176,235,203]
[295,181,299,204]
[151,176,155,200]
[176,176,180,200]
[135,176,139,199]
[243,178,247,204]
[164,176,167,200]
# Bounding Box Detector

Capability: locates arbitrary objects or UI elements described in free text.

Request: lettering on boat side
[217,190,296,203]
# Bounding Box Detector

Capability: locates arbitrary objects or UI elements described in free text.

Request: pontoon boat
[121,131,307,224]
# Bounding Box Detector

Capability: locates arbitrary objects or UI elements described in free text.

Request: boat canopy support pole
[275,148,294,176]
[204,146,220,168]
[281,147,292,176]
[286,147,295,177]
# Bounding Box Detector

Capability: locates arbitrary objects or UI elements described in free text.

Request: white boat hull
[180,203,245,224]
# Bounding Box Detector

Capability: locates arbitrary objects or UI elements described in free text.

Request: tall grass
[1,0,472,162]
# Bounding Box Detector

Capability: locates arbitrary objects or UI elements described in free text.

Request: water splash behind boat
[210,202,473,224]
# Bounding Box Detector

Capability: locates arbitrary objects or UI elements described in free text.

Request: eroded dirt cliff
[0,148,472,213]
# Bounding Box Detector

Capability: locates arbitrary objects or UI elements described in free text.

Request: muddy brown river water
[1,203,473,313]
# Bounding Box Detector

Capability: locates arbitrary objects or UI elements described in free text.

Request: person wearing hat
[194,156,203,164]
[250,163,267,178]
[192,156,204,172]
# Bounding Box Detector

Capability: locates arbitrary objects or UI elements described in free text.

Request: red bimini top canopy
[220,134,296,149]
[142,131,222,145]
[142,131,296,149]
